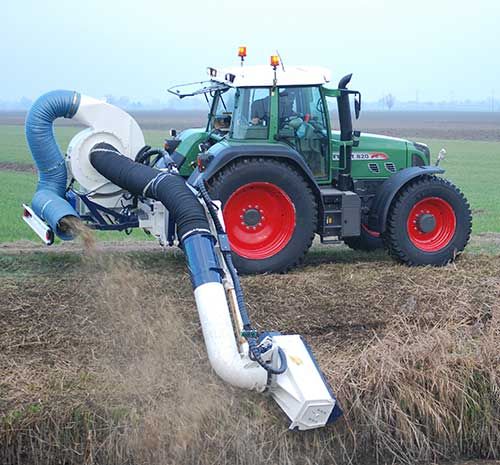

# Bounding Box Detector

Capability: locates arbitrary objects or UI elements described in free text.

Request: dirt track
[0,239,159,254]
[2,233,499,255]
[0,162,35,173]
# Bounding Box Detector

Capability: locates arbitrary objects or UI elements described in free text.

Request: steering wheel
[315,98,324,113]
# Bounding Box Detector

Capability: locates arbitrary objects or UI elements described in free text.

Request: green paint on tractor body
[172,85,430,183]
[332,132,409,182]
[176,129,208,177]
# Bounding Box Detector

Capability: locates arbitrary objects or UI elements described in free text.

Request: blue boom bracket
[77,193,139,231]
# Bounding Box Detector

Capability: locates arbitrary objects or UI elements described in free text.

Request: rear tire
[384,175,471,265]
[208,158,317,274]
[344,224,384,251]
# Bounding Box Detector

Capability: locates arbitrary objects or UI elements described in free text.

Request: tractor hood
[331,130,409,146]
[331,130,409,163]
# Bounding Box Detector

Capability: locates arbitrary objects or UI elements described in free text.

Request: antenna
[276,50,285,72]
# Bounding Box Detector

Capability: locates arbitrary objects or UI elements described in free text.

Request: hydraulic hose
[136,147,165,166]
[25,90,81,239]
[197,181,288,375]
[196,181,251,327]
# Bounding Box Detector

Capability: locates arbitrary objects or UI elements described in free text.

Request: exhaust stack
[336,74,354,191]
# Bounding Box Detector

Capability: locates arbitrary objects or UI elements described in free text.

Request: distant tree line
[1,95,499,112]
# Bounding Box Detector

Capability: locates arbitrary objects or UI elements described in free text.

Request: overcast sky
[1,0,499,103]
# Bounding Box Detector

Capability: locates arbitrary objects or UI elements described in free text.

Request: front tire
[384,175,472,265]
[208,158,317,274]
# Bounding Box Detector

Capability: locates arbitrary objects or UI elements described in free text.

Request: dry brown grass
[0,250,499,464]
[334,314,500,464]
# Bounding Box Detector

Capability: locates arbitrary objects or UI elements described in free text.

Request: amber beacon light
[238,46,247,65]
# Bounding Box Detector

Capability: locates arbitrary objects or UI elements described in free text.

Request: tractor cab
[230,84,331,178]
[201,61,363,190]
[168,62,361,188]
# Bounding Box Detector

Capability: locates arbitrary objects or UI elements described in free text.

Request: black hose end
[89,142,122,169]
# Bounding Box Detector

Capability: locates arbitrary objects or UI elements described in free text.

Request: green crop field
[0,123,499,246]
[425,139,500,234]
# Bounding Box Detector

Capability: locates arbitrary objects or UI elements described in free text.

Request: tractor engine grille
[384,162,397,173]
[368,162,380,173]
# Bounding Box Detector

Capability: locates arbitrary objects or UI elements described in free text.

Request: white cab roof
[207,65,331,87]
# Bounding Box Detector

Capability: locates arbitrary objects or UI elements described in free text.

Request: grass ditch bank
[0,251,498,464]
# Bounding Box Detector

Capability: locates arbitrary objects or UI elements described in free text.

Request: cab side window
[231,88,270,140]
[278,86,329,178]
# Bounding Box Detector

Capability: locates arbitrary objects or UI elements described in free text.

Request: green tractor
[164,53,471,274]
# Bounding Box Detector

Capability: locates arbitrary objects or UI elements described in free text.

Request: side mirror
[436,148,447,166]
[354,92,361,120]
[169,128,177,138]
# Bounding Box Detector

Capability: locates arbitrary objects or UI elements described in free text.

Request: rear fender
[367,166,445,233]
[188,143,322,199]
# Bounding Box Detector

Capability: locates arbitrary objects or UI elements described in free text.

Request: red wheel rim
[406,197,456,252]
[223,182,296,259]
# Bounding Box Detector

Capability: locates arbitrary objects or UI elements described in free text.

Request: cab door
[276,86,331,183]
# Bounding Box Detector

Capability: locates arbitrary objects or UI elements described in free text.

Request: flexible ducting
[89,142,210,243]
[89,142,268,390]
[25,90,81,239]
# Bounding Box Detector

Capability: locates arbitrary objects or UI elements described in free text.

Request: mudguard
[367,166,445,233]
[187,143,321,200]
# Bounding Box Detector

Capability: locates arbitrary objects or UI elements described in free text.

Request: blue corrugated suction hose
[25,90,81,240]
